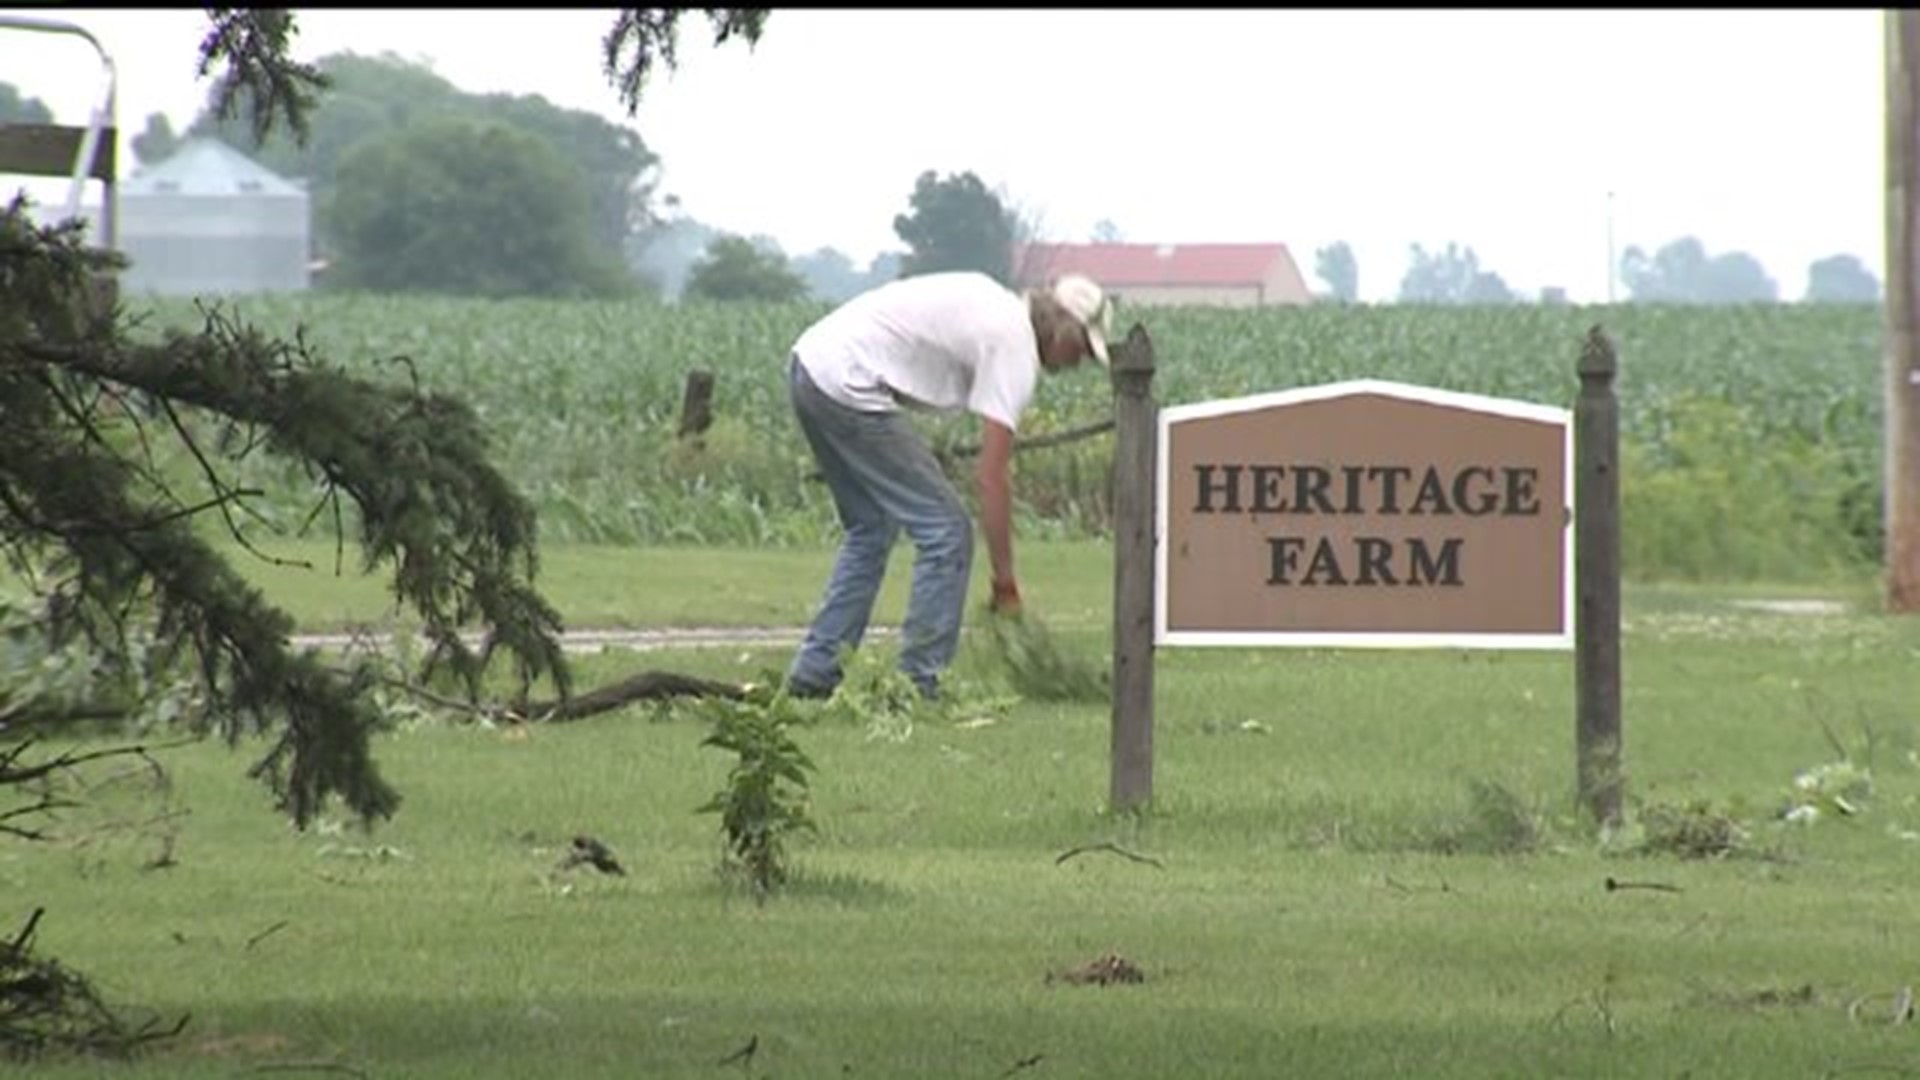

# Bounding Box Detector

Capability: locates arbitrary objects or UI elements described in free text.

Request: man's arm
[976,417,1020,613]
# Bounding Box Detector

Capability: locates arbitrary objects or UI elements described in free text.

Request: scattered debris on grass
[1054,842,1164,869]
[1382,874,1453,896]
[999,1052,1046,1077]
[243,920,290,950]
[715,1033,758,1068]
[1781,759,1874,824]
[1689,983,1818,1012]
[243,1059,369,1078]
[1198,717,1270,736]
[0,907,187,1061]
[1848,986,1917,1027]
[556,835,626,876]
[1603,876,1682,894]
[1047,952,1146,987]
[1634,799,1749,860]
[1422,778,1541,856]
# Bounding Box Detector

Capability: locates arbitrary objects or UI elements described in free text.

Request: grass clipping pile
[2,908,186,1061]
[981,609,1109,703]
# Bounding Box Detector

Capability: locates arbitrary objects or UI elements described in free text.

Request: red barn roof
[1013,243,1298,288]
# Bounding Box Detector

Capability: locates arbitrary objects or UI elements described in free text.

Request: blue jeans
[787,356,974,697]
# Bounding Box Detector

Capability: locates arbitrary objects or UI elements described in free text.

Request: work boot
[785,677,833,701]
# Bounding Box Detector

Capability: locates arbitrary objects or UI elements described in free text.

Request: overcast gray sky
[0,8,1886,302]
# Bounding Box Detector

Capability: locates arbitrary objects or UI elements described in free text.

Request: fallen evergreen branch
[0,907,188,1061]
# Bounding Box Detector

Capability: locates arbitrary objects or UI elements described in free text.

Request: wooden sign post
[1575,327,1622,826]
[1108,324,1157,813]
[1106,329,1622,825]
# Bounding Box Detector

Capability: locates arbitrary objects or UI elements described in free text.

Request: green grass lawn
[214,538,1115,632]
[12,541,1920,1078]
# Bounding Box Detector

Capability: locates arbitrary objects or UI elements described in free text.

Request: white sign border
[1153,379,1575,650]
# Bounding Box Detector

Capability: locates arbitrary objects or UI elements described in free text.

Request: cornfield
[128,294,1884,578]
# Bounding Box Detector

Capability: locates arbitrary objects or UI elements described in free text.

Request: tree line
[1314,238,1880,305]
[4,67,1884,308]
[1,61,1017,306]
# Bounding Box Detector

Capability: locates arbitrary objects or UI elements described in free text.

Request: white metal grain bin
[119,136,309,296]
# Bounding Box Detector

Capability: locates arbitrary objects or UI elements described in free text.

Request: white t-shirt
[792,271,1039,432]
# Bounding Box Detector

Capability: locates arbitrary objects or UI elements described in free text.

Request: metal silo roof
[123,136,304,198]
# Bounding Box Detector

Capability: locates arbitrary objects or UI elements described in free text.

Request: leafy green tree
[130,112,182,167]
[188,50,457,187]
[326,117,630,298]
[893,170,1016,285]
[1315,241,1359,303]
[632,210,724,299]
[190,52,662,273]
[786,247,901,304]
[0,81,53,124]
[1091,218,1125,244]
[685,233,808,302]
[866,250,903,284]
[469,91,663,263]
[1699,251,1776,303]
[790,246,867,303]
[1620,236,1778,304]
[1804,253,1881,304]
[1397,242,1514,304]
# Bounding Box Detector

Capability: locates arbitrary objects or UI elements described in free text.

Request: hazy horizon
[0,8,1886,302]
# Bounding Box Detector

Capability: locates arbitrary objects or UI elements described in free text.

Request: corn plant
[125,294,1886,580]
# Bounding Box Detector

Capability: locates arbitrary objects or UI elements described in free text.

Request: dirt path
[289,625,893,655]
[289,596,1847,656]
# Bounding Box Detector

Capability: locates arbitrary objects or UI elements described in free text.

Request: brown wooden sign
[1156,380,1571,648]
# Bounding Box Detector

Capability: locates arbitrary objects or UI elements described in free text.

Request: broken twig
[1604,876,1681,894]
[245,920,289,950]
[1055,842,1163,869]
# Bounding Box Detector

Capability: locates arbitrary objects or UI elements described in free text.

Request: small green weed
[693,686,817,900]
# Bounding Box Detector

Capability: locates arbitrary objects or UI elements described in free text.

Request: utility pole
[1605,191,1616,304]
[1888,10,1920,611]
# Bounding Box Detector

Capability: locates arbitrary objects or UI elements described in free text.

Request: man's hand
[990,578,1022,618]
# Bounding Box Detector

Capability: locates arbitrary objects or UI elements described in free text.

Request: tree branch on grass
[0,907,191,1060]
[1054,842,1164,869]
[243,1062,370,1078]
[361,665,747,724]
[4,200,567,829]
[1602,876,1682,894]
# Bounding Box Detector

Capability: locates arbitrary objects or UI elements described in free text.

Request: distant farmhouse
[113,137,312,297]
[1012,242,1313,307]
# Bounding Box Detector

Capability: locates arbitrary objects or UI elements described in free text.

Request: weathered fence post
[677,369,716,441]
[1575,326,1623,827]
[1109,323,1157,813]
